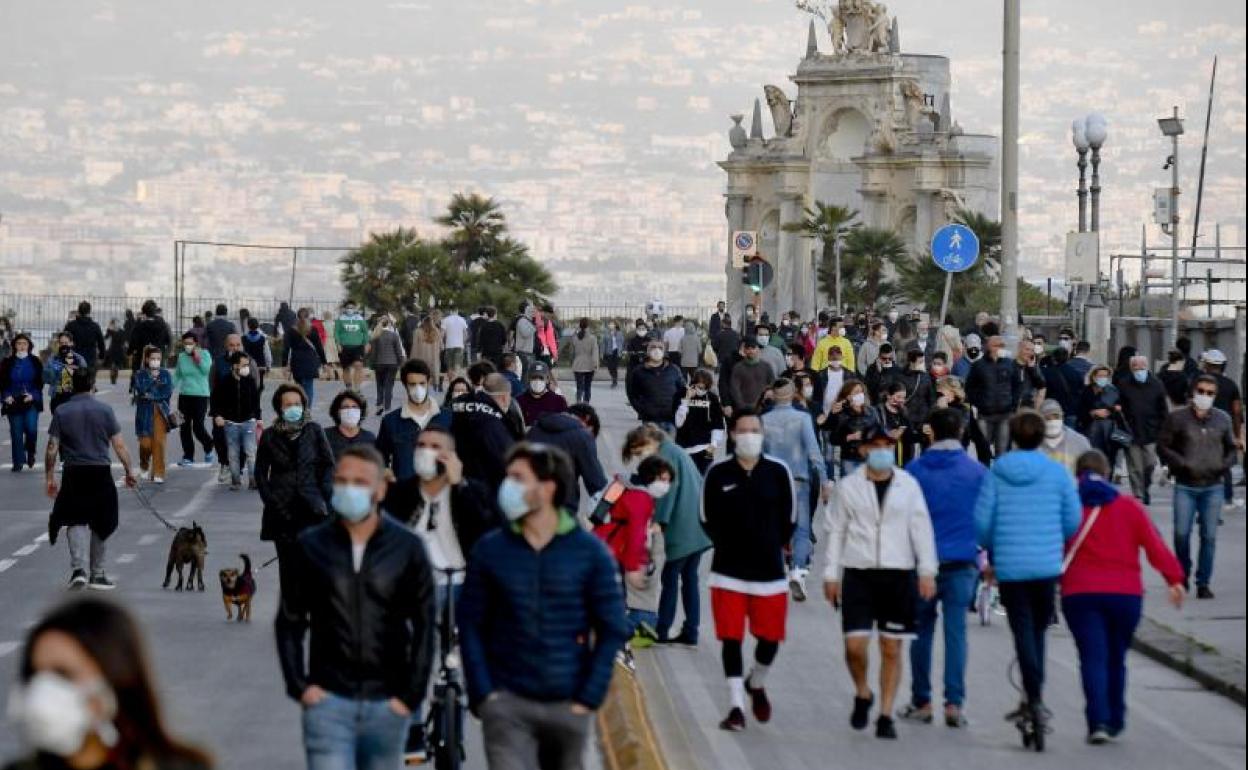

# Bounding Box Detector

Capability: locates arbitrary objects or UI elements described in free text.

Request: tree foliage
[839,227,906,309]
[783,202,859,307]
[339,196,558,316]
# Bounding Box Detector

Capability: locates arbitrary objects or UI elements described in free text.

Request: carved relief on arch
[816,105,873,162]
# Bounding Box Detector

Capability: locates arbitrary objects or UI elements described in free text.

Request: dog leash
[130,483,179,531]
[258,554,280,570]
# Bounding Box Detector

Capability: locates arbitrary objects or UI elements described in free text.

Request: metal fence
[554,304,718,323]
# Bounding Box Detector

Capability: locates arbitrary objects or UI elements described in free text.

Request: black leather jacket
[256,424,335,542]
[1157,405,1237,487]
[276,515,436,710]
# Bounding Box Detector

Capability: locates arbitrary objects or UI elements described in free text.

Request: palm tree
[783,202,858,308]
[953,208,1002,278]
[339,228,453,313]
[840,227,907,309]
[435,192,507,270]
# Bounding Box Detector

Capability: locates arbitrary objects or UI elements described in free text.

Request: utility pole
[999,0,1021,337]
[1162,106,1184,350]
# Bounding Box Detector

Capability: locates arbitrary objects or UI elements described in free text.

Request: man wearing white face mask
[700,410,796,732]
[1117,355,1168,504]
[377,359,449,482]
[1038,399,1091,474]
[626,340,684,432]
[277,445,436,770]
[1157,375,1237,599]
[460,443,629,770]
[209,352,261,491]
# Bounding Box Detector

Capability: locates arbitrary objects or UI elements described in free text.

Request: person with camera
[43,332,88,414]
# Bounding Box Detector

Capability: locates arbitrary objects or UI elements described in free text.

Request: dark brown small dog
[219,554,256,622]
[163,522,207,592]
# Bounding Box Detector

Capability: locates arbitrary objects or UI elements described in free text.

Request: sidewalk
[1136,478,1246,704]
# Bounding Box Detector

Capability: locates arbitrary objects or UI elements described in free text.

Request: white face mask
[849,392,866,407]
[237,365,251,378]
[15,350,28,359]
[1044,419,1064,439]
[829,359,843,370]
[408,384,428,404]
[1033,343,1045,355]
[147,358,161,370]
[183,344,194,354]
[530,380,547,394]
[1192,394,1215,411]
[734,432,764,459]
[692,386,707,397]
[757,335,770,345]
[646,480,672,499]
[414,447,440,480]
[338,407,362,427]
[802,385,815,400]
[8,671,115,758]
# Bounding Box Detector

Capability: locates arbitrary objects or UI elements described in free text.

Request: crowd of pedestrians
[1,293,1243,769]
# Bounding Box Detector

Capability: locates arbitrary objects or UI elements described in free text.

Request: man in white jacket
[823,426,938,740]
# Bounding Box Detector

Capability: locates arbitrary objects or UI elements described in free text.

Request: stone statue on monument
[796,0,893,55]
[763,85,795,137]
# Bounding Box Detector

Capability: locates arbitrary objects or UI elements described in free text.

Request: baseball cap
[1200,349,1227,365]
[529,362,550,376]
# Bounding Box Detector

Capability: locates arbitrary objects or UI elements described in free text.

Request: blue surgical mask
[866,447,894,471]
[1132,370,1147,383]
[282,405,304,423]
[497,477,531,522]
[331,484,373,523]
[1094,377,1110,389]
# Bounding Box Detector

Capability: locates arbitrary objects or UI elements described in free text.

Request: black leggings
[178,394,213,461]
[721,638,779,678]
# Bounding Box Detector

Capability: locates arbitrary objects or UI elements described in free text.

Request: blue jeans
[657,551,702,642]
[909,563,978,708]
[7,409,38,468]
[790,479,813,570]
[223,419,257,485]
[1173,483,1223,587]
[1061,593,1142,734]
[298,378,316,407]
[574,371,594,403]
[303,692,408,770]
[628,608,658,634]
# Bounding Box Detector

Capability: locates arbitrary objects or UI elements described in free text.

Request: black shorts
[339,345,366,367]
[841,568,917,639]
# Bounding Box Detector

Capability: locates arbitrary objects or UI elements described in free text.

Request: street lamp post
[1085,114,1107,232]
[1071,114,1109,362]
[1158,107,1185,350]
[1072,120,1089,233]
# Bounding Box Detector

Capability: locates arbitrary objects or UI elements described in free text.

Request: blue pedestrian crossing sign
[930,223,980,273]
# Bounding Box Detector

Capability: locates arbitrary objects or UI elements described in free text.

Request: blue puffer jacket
[906,444,986,564]
[974,449,1081,581]
[459,511,630,712]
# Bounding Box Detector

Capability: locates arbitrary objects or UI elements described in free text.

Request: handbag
[1062,505,1102,573]
[164,408,184,429]
[702,344,718,368]
[1109,413,1133,449]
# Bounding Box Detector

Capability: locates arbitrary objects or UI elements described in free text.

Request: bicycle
[411,568,467,770]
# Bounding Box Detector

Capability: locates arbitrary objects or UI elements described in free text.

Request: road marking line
[137,534,160,546]
[34,533,49,543]
[116,554,137,564]
[0,642,22,658]
[0,559,17,573]
[12,544,39,557]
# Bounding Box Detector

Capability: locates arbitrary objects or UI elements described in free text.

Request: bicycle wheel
[435,685,464,770]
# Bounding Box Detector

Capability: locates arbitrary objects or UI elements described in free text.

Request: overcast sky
[0,0,1244,291]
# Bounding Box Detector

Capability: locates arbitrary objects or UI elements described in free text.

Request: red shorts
[711,588,788,642]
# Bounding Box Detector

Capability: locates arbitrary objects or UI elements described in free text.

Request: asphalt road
[0,375,1243,770]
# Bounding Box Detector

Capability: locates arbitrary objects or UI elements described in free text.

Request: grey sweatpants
[480,691,592,770]
[67,526,107,576]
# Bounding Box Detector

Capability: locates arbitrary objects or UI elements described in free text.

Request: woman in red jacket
[1062,450,1186,745]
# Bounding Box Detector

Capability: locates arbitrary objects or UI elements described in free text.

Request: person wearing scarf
[1060,450,1185,745]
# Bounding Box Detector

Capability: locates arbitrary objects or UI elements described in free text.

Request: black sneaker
[718,707,746,732]
[897,703,933,724]
[876,715,898,740]
[657,632,697,649]
[88,574,116,591]
[68,569,88,590]
[851,692,874,730]
[1197,585,1214,599]
[745,683,771,723]
[403,723,428,766]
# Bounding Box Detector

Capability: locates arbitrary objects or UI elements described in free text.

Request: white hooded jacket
[822,466,939,580]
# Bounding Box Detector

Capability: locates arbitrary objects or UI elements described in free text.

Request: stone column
[777,193,804,319]
[915,192,933,253]
[725,194,750,324]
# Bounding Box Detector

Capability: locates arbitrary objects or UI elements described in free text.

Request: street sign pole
[937,272,954,333]
[930,223,981,328]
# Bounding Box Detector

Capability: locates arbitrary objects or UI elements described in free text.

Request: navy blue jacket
[450,392,521,488]
[459,512,630,712]
[625,362,684,424]
[376,407,451,482]
[526,413,608,510]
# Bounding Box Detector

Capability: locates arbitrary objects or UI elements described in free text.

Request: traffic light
[741,259,763,293]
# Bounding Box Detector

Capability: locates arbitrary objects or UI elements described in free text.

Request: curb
[597,660,670,770]
[1131,615,1246,706]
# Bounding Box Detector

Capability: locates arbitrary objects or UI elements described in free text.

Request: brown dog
[219,554,256,622]
[163,522,207,592]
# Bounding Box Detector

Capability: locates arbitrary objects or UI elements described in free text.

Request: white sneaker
[789,570,808,603]
[216,465,230,484]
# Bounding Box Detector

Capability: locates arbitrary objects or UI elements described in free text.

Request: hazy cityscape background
[0,0,1244,307]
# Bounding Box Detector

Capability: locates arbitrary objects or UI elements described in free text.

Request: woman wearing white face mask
[325,391,376,460]
[6,597,211,770]
[516,367,568,427]
[1077,365,1125,472]
[828,381,881,478]
[131,345,173,483]
[1,333,45,472]
[592,455,676,647]
[675,369,725,473]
